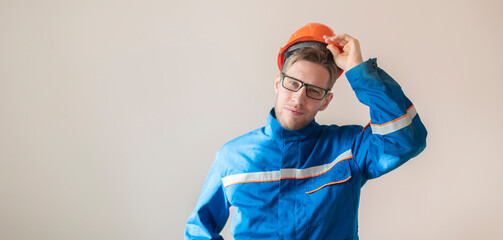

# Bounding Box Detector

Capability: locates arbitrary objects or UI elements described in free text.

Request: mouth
[285,106,304,116]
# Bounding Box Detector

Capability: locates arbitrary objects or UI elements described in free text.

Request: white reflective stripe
[370,106,417,135]
[221,149,353,187]
[280,149,352,179]
[222,170,281,188]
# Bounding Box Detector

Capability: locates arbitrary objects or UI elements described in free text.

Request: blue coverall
[185,59,428,239]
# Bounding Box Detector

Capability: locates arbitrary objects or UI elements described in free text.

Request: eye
[289,80,300,88]
[308,87,324,97]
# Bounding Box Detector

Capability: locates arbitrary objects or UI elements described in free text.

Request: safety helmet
[277,23,344,79]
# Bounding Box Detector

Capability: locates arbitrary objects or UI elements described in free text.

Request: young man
[185,23,427,240]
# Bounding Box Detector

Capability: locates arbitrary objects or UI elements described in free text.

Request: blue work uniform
[185,59,428,239]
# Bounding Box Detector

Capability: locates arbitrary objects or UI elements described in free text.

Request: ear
[274,72,281,94]
[319,92,334,111]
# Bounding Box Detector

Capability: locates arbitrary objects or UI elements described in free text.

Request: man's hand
[323,34,363,72]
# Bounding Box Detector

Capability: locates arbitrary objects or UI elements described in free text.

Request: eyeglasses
[280,72,330,100]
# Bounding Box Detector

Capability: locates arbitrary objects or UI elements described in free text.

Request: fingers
[323,33,363,72]
[326,43,341,58]
[323,34,357,47]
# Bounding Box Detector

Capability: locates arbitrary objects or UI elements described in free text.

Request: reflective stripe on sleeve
[221,149,353,188]
[370,105,417,135]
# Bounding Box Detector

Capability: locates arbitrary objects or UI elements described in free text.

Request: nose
[291,86,307,105]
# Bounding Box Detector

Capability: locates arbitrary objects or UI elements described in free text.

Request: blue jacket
[185,59,427,239]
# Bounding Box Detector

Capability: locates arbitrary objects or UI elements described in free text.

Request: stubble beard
[275,106,309,131]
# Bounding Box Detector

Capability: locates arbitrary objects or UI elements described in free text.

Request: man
[185,23,427,239]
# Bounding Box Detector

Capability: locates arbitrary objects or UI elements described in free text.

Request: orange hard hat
[277,23,344,78]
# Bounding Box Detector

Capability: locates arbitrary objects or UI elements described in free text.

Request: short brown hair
[282,47,340,89]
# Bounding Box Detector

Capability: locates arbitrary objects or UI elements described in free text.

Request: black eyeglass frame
[280,72,331,100]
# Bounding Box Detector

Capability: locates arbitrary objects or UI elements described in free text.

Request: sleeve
[346,58,428,180]
[185,151,231,240]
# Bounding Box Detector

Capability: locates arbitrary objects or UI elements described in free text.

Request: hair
[282,47,340,89]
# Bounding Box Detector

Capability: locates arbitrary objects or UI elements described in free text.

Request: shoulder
[316,124,365,146]
[319,124,363,138]
[218,126,268,154]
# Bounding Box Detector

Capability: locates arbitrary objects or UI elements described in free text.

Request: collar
[264,108,321,140]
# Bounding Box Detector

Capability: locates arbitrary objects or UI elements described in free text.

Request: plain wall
[1,0,502,239]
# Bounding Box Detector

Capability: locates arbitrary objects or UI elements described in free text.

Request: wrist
[345,60,363,72]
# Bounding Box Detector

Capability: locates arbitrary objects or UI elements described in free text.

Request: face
[274,60,334,130]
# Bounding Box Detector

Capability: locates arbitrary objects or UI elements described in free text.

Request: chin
[281,119,308,131]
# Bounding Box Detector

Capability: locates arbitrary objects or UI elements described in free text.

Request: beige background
[1,0,502,239]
